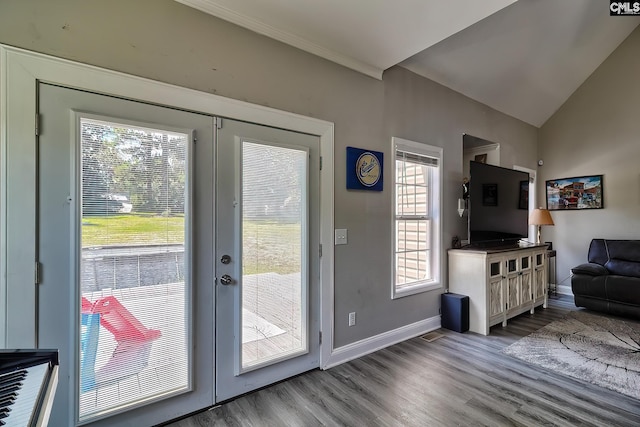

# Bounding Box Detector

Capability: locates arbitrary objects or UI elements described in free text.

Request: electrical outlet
[348,312,356,326]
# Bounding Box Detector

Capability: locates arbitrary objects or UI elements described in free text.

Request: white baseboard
[322,315,441,370]
[557,284,572,295]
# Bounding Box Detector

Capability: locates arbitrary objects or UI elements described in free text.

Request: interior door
[37,83,215,426]
[215,118,320,401]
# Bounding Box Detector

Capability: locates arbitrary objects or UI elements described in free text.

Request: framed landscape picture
[545,175,603,210]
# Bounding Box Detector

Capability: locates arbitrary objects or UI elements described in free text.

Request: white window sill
[392,281,442,299]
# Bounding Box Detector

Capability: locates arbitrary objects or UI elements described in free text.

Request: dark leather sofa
[571,239,640,318]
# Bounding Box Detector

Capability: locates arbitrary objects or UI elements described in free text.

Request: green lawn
[82,214,185,246]
[82,215,302,275]
[243,221,302,275]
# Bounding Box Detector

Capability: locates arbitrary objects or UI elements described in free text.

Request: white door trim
[513,165,537,243]
[0,45,334,369]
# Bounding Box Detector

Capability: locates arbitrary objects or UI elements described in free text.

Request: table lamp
[529,208,554,244]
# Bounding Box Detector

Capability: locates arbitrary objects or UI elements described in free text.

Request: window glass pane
[395,183,404,216]
[395,253,407,286]
[79,118,189,421]
[395,160,429,217]
[241,141,308,371]
[395,218,432,288]
[396,220,406,251]
[418,221,430,250]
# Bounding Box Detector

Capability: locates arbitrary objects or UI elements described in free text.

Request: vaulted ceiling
[176,0,639,127]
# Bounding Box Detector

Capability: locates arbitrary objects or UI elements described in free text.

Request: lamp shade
[529,208,554,226]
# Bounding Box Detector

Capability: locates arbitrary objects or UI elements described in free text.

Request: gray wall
[0,0,538,347]
[539,27,640,289]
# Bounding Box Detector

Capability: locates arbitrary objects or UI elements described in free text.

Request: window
[392,137,442,298]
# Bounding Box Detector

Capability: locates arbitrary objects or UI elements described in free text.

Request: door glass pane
[79,118,189,421]
[241,141,308,371]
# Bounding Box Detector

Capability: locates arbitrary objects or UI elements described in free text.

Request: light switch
[335,229,348,245]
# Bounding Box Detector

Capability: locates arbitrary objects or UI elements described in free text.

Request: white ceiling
[177,0,639,127]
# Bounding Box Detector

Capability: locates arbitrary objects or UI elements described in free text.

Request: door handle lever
[220,274,235,285]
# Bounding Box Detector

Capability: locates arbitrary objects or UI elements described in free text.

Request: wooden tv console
[448,243,548,335]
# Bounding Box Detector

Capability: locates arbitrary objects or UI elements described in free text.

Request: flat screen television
[468,161,529,247]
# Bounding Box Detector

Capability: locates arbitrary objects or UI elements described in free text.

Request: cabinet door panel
[534,267,546,299]
[521,271,533,304]
[489,278,504,316]
[507,275,520,309]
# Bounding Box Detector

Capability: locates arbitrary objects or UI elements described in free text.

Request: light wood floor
[165,295,640,427]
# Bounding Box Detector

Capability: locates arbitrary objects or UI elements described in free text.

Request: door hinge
[193,130,197,144]
[215,117,223,129]
[35,113,40,136]
[319,156,323,170]
[35,261,42,284]
[319,244,323,258]
[319,331,322,345]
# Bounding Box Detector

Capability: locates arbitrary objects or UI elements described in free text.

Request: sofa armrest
[571,262,609,276]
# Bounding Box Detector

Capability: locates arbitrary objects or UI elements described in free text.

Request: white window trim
[391,137,443,299]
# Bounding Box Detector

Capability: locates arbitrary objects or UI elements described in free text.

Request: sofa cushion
[574,295,640,319]
[604,240,640,277]
[606,240,640,262]
[571,263,609,276]
[572,275,607,299]
[605,275,640,306]
[605,259,640,278]
[586,239,640,277]
[587,239,608,265]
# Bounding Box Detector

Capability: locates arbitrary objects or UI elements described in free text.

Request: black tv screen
[469,161,529,246]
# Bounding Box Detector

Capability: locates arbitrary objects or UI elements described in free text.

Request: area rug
[503,310,640,400]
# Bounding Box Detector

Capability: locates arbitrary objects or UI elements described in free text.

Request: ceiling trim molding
[175,0,384,79]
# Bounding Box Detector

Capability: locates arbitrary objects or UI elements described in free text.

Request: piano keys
[0,350,58,427]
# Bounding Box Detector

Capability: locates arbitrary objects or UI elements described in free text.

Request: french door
[215,119,320,401]
[38,83,215,426]
[37,84,320,425]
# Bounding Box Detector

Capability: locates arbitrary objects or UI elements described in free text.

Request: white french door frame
[0,46,335,369]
